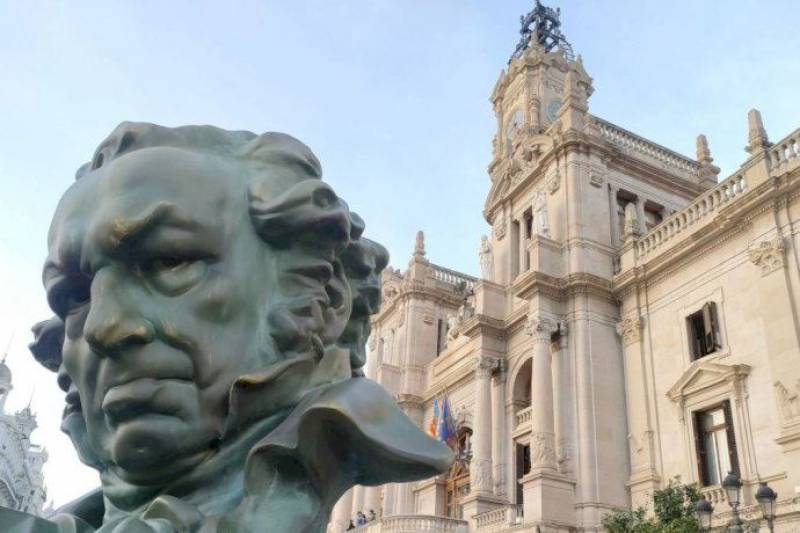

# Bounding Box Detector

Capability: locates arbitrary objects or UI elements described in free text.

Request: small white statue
[623,202,640,240]
[533,190,550,237]
[478,235,494,280]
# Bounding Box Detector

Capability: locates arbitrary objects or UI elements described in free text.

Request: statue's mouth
[102,377,190,425]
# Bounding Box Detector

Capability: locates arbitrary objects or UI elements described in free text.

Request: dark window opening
[688,302,720,360]
[693,401,739,486]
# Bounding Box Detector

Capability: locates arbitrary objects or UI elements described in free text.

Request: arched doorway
[510,358,533,512]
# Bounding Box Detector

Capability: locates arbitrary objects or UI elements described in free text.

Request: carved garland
[616,315,644,346]
[748,236,785,276]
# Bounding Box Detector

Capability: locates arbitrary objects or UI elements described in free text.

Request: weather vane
[510,0,574,62]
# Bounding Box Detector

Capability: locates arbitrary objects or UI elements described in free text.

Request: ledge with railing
[361,515,468,532]
[591,116,701,177]
[475,505,525,531]
[430,263,477,291]
[515,406,532,429]
[769,127,800,173]
[635,171,747,259]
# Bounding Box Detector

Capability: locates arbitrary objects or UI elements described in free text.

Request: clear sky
[0,1,797,508]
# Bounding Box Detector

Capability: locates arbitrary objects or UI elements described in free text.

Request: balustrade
[515,406,532,428]
[593,117,701,176]
[636,172,747,258]
[377,515,469,532]
[431,263,477,291]
[769,127,800,171]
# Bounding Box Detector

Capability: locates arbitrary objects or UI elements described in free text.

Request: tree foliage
[602,478,703,533]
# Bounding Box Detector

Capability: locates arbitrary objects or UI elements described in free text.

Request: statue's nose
[83,270,154,357]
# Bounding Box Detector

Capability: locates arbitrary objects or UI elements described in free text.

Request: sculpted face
[44,147,279,484]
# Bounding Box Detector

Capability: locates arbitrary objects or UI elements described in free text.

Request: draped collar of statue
[19,348,450,532]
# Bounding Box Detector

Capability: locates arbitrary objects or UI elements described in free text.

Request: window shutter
[722,400,740,476]
[692,411,709,486]
[702,302,719,354]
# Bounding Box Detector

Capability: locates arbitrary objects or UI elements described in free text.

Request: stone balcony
[474,504,525,532]
[361,515,469,533]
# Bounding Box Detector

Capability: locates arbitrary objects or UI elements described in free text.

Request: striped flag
[428,397,439,437]
[437,394,457,447]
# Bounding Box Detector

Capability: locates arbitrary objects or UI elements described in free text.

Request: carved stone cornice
[524,313,559,342]
[394,393,424,410]
[616,315,644,346]
[748,236,786,276]
[460,314,507,340]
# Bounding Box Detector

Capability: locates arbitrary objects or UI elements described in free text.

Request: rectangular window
[693,401,739,486]
[687,302,720,359]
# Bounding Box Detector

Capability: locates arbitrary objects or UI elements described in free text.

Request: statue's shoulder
[0,506,93,533]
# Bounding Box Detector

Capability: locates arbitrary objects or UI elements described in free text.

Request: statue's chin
[109,415,215,485]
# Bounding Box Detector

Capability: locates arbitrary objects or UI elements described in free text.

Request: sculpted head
[36,122,389,489]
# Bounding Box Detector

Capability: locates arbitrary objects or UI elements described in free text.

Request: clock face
[546,99,561,122]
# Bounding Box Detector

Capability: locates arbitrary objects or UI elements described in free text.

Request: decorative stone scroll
[616,315,644,346]
[748,236,785,276]
[474,355,501,378]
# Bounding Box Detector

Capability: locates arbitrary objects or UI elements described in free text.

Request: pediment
[667,361,750,402]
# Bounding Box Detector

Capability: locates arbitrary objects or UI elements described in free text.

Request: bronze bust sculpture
[8,123,452,532]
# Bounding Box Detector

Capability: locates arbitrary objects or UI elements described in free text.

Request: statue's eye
[147,256,189,273]
[143,255,206,295]
[63,281,91,315]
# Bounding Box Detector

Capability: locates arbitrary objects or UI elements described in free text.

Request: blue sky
[0,1,797,507]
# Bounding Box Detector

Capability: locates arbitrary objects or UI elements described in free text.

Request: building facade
[0,358,47,515]
[329,2,800,532]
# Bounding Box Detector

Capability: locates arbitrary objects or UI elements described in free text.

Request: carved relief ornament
[748,236,785,276]
[493,211,507,240]
[524,313,559,342]
[474,356,501,378]
[616,315,644,346]
[530,431,557,468]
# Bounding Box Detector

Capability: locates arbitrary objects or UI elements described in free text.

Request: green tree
[602,478,703,533]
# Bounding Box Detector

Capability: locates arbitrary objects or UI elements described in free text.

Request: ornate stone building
[329,2,800,532]
[0,358,47,514]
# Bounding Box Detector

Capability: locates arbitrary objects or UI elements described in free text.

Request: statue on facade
[478,234,494,281]
[623,201,641,240]
[532,189,550,237]
[12,122,453,533]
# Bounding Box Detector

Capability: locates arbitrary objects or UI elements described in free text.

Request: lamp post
[694,496,714,531]
[722,471,744,532]
[755,482,777,533]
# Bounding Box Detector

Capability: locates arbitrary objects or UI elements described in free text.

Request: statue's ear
[29,316,64,372]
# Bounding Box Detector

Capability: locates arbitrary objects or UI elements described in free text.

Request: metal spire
[510,0,574,62]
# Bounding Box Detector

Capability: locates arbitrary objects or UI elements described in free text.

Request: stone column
[525,313,558,470]
[470,356,497,495]
[518,217,527,274]
[609,185,621,246]
[553,321,574,477]
[331,488,354,532]
[491,361,508,498]
[636,197,647,234]
[383,483,396,516]
[363,486,382,519]
[351,485,365,520]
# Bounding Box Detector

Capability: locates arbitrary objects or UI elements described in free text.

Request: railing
[516,406,532,428]
[475,505,524,530]
[592,117,701,176]
[700,485,727,506]
[475,506,508,529]
[377,515,469,532]
[636,172,747,258]
[769,127,800,171]
[430,263,477,290]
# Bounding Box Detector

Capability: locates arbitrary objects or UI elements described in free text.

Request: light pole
[755,482,777,533]
[694,496,714,531]
[722,471,744,533]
